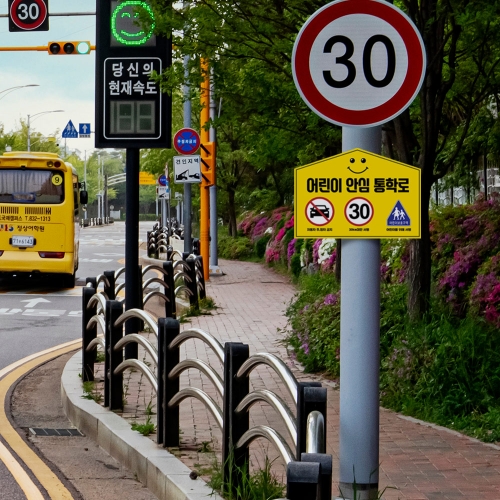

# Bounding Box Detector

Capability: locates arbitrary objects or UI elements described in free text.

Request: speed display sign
[292,0,426,127]
[9,0,49,32]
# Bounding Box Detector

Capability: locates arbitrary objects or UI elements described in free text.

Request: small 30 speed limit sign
[9,0,49,32]
[345,197,374,226]
[292,0,426,127]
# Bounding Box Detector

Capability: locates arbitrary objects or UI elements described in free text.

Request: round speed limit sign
[292,0,426,127]
[345,197,374,226]
[9,0,48,31]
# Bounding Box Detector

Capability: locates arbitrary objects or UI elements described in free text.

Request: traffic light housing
[48,41,91,55]
[200,142,215,187]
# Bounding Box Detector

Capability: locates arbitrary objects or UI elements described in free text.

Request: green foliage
[131,415,156,436]
[290,254,302,278]
[207,455,285,500]
[254,235,271,259]
[82,381,103,404]
[218,232,254,260]
[284,272,340,375]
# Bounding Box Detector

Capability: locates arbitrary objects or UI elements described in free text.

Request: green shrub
[218,233,254,260]
[290,253,302,278]
[254,235,271,258]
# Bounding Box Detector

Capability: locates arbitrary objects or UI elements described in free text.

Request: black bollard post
[301,453,332,500]
[161,318,180,447]
[185,257,198,309]
[86,277,97,289]
[104,270,116,300]
[195,256,206,300]
[82,286,96,383]
[108,300,124,410]
[162,261,176,318]
[296,382,323,459]
[222,342,250,490]
[286,461,320,500]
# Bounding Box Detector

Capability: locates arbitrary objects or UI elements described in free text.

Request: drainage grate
[29,428,84,437]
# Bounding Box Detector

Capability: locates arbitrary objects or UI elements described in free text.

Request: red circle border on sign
[292,0,426,127]
[173,128,201,155]
[344,197,374,226]
[305,197,335,227]
[10,0,48,30]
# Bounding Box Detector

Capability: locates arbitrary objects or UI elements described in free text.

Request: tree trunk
[227,187,237,237]
[406,185,432,320]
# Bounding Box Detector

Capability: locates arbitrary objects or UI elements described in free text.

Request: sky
[0,0,97,156]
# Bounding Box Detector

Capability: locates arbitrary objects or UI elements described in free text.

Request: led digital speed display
[110,0,156,47]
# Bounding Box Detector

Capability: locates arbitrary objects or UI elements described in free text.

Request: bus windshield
[0,169,64,204]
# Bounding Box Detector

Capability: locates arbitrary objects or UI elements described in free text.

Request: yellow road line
[0,338,82,499]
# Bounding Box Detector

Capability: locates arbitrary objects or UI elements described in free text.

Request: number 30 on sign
[292,0,426,127]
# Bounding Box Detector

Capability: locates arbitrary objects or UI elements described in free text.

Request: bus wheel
[60,273,75,289]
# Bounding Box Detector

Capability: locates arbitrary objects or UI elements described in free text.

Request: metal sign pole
[124,148,140,359]
[339,126,381,500]
[183,53,192,254]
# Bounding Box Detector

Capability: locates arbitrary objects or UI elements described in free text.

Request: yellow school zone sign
[294,149,421,239]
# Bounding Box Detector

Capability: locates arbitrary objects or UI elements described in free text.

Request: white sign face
[158,185,170,200]
[173,155,202,184]
[292,0,426,127]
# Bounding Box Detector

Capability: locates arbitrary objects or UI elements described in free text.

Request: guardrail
[81,217,113,227]
[81,261,330,498]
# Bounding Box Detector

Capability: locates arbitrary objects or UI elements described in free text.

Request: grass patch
[131,415,156,436]
[207,456,284,500]
[82,381,103,404]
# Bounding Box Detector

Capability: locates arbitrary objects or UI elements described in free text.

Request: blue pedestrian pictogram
[62,120,78,138]
[387,201,410,226]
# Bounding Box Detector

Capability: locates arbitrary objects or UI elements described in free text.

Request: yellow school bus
[0,152,87,287]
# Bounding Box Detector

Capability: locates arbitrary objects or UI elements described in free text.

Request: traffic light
[200,142,215,187]
[48,41,91,55]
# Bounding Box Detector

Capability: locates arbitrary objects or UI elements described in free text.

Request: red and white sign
[9,0,48,31]
[173,128,201,155]
[292,0,426,127]
[345,197,374,226]
[305,197,334,226]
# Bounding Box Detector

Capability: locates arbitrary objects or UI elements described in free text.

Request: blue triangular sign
[62,120,78,138]
[387,201,410,226]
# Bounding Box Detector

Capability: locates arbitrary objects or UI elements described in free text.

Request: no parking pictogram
[305,197,334,226]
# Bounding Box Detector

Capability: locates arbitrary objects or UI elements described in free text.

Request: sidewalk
[80,258,500,499]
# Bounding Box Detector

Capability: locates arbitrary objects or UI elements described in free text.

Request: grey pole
[209,68,220,273]
[339,126,381,500]
[183,53,192,253]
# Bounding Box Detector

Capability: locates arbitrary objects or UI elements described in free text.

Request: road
[0,220,153,499]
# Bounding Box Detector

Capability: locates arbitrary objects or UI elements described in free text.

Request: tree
[385,0,500,318]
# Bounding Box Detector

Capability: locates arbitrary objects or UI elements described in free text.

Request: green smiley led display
[111,1,156,46]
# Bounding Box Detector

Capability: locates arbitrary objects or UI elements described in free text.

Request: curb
[61,351,222,500]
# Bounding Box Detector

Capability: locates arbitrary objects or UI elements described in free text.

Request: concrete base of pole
[337,482,379,500]
[209,265,223,276]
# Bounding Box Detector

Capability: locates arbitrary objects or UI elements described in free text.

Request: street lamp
[27,109,64,152]
[0,84,39,102]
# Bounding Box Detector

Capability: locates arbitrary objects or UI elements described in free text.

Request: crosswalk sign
[62,120,78,138]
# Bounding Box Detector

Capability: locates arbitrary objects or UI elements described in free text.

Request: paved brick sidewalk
[112,258,500,499]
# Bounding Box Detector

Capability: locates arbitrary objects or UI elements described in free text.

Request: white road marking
[20,298,51,308]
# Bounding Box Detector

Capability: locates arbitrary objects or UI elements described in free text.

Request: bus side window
[73,182,79,218]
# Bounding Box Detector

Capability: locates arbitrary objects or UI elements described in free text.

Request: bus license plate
[11,236,34,247]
